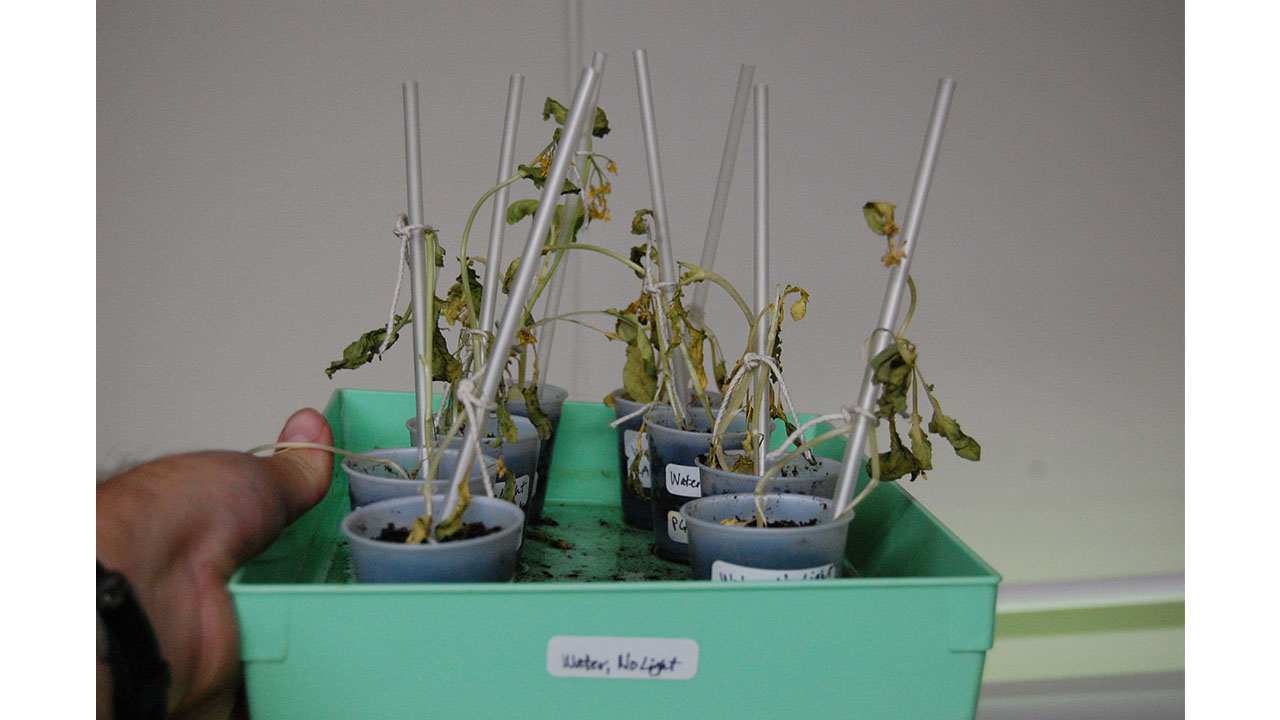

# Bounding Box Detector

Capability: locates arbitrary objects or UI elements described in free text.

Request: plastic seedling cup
[696,450,840,498]
[610,388,653,528]
[645,404,747,563]
[610,388,725,529]
[342,446,498,509]
[681,492,854,581]
[407,414,541,512]
[341,495,525,583]
[503,383,569,523]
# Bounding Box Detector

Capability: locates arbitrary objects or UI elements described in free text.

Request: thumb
[266,408,335,521]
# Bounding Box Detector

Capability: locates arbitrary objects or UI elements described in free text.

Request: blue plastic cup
[610,389,653,529]
[407,414,541,513]
[645,405,747,563]
[342,495,525,583]
[681,492,854,581]
[342,446,498,509]
[504,383,569,523]
[697,450,840,498]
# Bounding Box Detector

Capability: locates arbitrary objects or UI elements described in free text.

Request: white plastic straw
[689,63,754,329]
[478,74,525,346]
[536,51,606,379]
[441,65,603,515]
[830,78,957,515]
[402,82,433,461]
[633,49,688,397]
[752,84,769,473]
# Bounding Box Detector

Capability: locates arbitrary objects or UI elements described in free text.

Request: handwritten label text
[710,560,838,581]
[623,429,651,488]
[547,636,699,680]
[665,463,701,497]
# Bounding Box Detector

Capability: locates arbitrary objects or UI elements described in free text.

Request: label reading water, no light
[547,636,699,680]
[710,560,837,581]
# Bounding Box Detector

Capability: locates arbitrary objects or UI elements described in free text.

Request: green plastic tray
[230,389,1000,718]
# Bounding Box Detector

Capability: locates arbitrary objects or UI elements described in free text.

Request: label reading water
[710,560,837,582]
[623,429,651,488]
[667,510,688,544]
[547,636,698,680]
[664,463,701,497]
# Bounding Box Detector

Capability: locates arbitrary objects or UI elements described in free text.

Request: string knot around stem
[449,372,497,501]
[711,352,814,466]
[392,214,435,241]
[379,216,437,355]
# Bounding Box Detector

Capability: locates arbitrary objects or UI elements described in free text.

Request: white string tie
[710,351,816,467]
[451,374,497,503]
[435,373,497,526]
[638,221,688,423]
[763,406,859,466]
[381,216,434,354]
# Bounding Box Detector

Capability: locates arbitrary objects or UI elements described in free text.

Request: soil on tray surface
[375,522,501,543]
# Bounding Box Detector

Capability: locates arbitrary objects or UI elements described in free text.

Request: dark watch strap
[97,561,170,720]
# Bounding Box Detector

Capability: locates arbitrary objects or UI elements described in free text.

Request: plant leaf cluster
[862,202,980,482]
[326,97,617,541]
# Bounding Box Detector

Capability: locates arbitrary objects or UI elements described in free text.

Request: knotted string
[607,219,686,428]
[381,215,434,354]
[443,372,498,514]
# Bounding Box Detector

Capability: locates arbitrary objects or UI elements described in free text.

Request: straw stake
[633,49,689,399]
[830,78,957,515]
[690,63,754,328]
[402,82,433,465]
[440,65,604,515]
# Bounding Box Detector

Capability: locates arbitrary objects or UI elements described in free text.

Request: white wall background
[97,0,1183,588]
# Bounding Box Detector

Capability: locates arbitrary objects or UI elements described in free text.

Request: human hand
[97,408,334,719]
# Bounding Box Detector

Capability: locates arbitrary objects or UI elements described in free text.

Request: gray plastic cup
[645,405,747,563]
[406,414,541,512]
[342,447,498,509]
[697,451,840,498]
[504,383,568,523]
[610,388,653,529]
[681,492,854,581]
[612,389,726,529]
[341,495,525,583]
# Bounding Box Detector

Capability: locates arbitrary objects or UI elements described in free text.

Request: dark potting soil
[695,453,821,478]
[726,517,820,528]
[374,522,501,543]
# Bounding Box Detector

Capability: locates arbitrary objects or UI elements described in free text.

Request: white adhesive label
[547,636,699,680]
[664,463,701,498]
[623,429,651,489]
[710,560,837,581]
[514,474,532,506]
[493,476,532,507]
[666,510,688,544]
